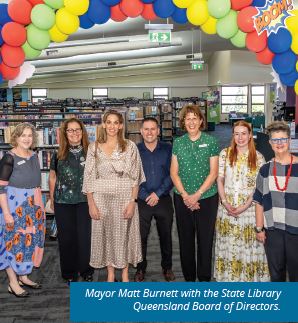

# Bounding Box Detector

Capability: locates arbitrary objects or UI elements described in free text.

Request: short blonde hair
[10,123,38,149]
[179,104,206,131]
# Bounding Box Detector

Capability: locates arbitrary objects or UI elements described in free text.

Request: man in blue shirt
[135,117,175,282]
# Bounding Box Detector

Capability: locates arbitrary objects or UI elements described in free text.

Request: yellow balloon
[187,0,209,26]
[201,16,217,34]
[49,24,69,42]
[295,79,298,96]
[173,0,195,8]
[64,0,89,16]
[286,10,298,35]
[291,33,298,54]
[296,58,298,71]
[56,7,79,35]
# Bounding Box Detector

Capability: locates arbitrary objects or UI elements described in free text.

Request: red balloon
[8,0,32,25]
[1,44,25,68]
[120,0,144,18]
[256,47,275,65]
[27,0,44,5]
[246,30,267,52]
[231,0,252,11]
[1,22,27,47]
[0,63,20,80]
[237,6,258,33]
[141,3,157,20]
[111,4,127,22]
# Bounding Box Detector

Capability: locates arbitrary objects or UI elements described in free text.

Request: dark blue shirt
[137,141,173,201]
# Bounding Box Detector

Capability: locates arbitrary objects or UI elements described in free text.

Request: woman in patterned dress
[214,120,269,281]
[0,123,45,297]
[83,110,145,282]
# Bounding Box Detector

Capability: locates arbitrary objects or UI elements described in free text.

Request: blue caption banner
[70,282,298,322]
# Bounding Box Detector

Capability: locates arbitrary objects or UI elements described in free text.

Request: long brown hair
[228,120,257,171]
[58,118,89,160]
[97,110,127,152]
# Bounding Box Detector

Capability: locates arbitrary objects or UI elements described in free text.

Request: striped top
[253,160,298,235]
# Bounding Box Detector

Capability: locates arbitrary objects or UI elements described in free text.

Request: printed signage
[253,0,294,36]
[149,31,171,43]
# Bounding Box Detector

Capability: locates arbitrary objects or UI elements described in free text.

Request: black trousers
[264,229,298,282]
[174,193,218,282]
[54,202,94,280]
[137,195,174,272]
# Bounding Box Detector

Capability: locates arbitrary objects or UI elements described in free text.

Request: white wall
[48,88,91,99]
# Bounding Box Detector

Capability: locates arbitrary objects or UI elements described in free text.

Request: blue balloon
[142,0,156,3]
[171,7,187,24]
[80,13,95,29]
[0,73,3,84]
[101,0,120,5]
[272,50,297,75]
[0,26,3,46]
[0,4,12,25]
[268,28,292,54]
[88,0,111,25]
[280,70,298,87]
[252,0,266,6]
[153,0,175,19]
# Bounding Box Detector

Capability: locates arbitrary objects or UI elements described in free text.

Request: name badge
[17,160,26,165]
[199,144,207,148]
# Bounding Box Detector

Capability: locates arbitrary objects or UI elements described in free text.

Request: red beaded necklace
[273,155,293,192]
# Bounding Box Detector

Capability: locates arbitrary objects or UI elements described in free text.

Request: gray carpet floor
[0,124,233,323]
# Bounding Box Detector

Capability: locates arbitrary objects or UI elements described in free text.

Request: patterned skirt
[214,204,270,282]
[0,186,45,275]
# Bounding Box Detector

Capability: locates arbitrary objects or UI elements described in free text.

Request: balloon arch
[0,0,298,93]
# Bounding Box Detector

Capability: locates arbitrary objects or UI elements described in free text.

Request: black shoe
[163,269,175,282]
[8,285,30,297]
[18,280,42,289]
[83,274,93,282]
[134,270,145,282]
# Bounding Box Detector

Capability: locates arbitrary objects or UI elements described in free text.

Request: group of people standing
[0,105,297,298]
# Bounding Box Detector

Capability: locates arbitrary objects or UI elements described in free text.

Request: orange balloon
[120,0,144,18]
[246,30,267,52]
[0,63,20,80]
[141,3,157,21]
[256,47,275,65]
[111,4,127,22]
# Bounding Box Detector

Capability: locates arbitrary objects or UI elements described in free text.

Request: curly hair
[10,123,38,149]
[179,104,206,131]
[266,121,290,138]
[58,118,89,160]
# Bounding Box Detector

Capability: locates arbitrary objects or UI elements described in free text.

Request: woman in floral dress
[0,123,45,297]
[83,110,145,282]
[214,121,269,282]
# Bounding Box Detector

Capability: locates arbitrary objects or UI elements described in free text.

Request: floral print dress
[214,148,269,282]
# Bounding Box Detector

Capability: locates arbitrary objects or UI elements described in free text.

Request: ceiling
[31,17,237,77]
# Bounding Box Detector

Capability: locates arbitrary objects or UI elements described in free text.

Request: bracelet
[130,198,138,203]
[198,189,204,195]
[221,199,227,204]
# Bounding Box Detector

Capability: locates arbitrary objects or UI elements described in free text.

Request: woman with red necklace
[254,121,298,282]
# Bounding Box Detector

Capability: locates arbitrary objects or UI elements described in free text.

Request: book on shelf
[38,150,56,169]
[41,172,50,191]
[85,125,98,142]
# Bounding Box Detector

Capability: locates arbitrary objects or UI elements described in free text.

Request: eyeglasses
[66,128,82,134]
[270,138,289,144]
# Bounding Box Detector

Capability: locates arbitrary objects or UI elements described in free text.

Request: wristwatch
[254,226,264,233]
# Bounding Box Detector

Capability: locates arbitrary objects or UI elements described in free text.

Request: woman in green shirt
[49,118,94,284]
[171,105,219,282]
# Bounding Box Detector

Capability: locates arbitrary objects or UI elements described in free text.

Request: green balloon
[216,10,238,39]
[44,0,64,9]
[231,30,246,48]
[22,41,42,59]
[31,4,55,30]
[27,24,51,51]
[208,0,231,19]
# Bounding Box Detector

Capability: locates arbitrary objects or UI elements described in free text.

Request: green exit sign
[149,31,171,43]
[192,63,204,70]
